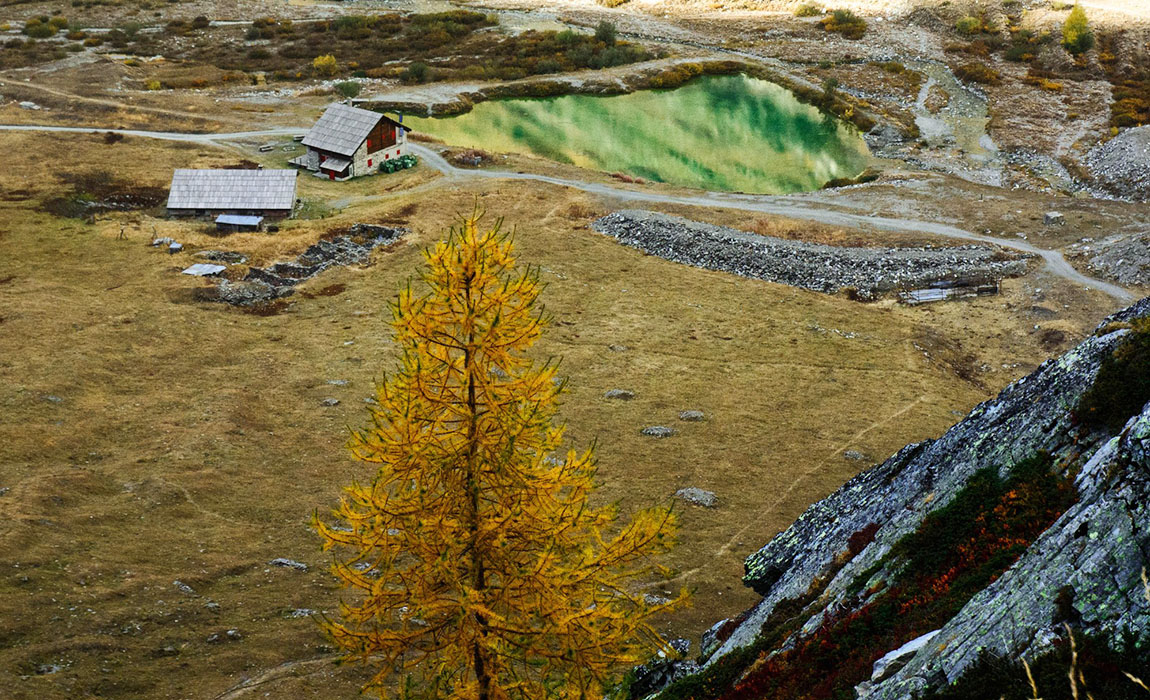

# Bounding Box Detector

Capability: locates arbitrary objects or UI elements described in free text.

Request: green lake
[405,74,871,194]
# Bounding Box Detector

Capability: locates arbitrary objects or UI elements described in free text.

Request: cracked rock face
[684,297,1150,700]
[593,210,1028,300]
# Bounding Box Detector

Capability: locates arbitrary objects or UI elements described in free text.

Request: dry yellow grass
[0,132,1117,698]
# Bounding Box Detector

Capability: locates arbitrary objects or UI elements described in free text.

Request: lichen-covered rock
[692,297,1150,699]
[865,404,1150,699]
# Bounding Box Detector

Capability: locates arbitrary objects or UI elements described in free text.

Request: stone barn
[166,169,298,218]
[292,103,411,180]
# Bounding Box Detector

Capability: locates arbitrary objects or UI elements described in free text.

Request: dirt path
[0,122,1134,302]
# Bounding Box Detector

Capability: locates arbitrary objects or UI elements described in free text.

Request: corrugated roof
[215,214,264,226]
[167,170,297,211]
[302,103,410,156]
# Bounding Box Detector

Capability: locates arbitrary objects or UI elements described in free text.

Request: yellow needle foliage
[314,214,685,700]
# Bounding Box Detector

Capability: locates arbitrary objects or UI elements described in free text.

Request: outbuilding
[167,169,298,218]
[292,103,411,180]
[215,214,265,233]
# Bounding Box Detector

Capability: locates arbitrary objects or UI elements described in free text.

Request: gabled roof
[302,103,410,157]
[167,169,297,211]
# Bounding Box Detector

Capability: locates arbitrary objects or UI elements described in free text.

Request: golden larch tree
[314,214,684,700]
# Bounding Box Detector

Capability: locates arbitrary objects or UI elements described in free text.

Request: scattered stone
[1043,211,1065,226]
[44,395,63,403]
[1085,125,1150,201]
[204,600,220,612]
[678,410,705,421]
[0,487,9,497]
[18,101,41,110]
[181,263,226,277]
[607,344,629,352]
[35,663,64,675]
[168,242,183,255]
[675,487,717,507]
[284,608,316,619]
[326,379,349,386]
[843,449,870,462]
[593,211,1028,301]
[269,558,308,571]
[643,593,672,607]
[630,638,698,698]
[195,250,247,264]
[156,646,179,657]
[222,226,406,306]
[321,397,340,407]
[206,629,243,643]
[172,580,195,596]
[151,237,174,247]
[604,389,635,400]
[640,426,676,438]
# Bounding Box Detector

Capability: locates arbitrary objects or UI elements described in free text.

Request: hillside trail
[0,123,1134,302]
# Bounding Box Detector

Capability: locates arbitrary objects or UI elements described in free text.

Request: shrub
[23,20,57,38]
[312,53,337,76]
[1076,319,1150,433]
[534,58,562,74]
[795,3,822,17]
[402,61,430,83]
[144,79,161,90]
[956,16,981,35]
[192,15,209,30]
[821,9,867,39]
[334,80,361,97]
[247,47,270,59]
[955,61,1001,85]
[595,20,617,46]
[1062,4,1094,55]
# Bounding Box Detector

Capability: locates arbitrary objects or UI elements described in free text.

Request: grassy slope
[0,132,1107,698]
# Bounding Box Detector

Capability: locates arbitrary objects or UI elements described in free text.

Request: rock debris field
[1085,125,1150,202]
[217,224,407,306]
[593,210,1030,300]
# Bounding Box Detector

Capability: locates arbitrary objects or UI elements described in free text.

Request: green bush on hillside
[1076,319,1150,433]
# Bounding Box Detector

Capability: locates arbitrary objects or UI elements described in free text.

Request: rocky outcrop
[593,210,1028,301]
[648,298,1150,700]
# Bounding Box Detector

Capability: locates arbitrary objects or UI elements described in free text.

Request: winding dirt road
[0,123,1134,302]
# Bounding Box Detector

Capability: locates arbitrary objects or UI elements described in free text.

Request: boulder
[1043,211,1065,226]
[641,426,676,438]
[675,487,717,508]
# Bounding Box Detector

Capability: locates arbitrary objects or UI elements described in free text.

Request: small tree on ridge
[314,213,684,700]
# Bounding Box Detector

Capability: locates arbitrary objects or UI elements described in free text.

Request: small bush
[1076,319,1150,433]
[821,9,867,39]
[595,20,617,46]
[334,80,361,98]
[23,20,57,38]
[312,53,337,76]
[402,61,430,83]
[144,79,161,90]
[956,16,981,35]
[795,3,822,17]
[1062,4,1094,55]
[192,15,209,30]
[954,61,1001,85]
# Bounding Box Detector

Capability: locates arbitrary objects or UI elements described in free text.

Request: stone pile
[592,211,1028,300]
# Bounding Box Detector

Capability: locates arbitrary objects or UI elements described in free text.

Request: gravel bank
[1085,125,1150,201]
[593,210,1029,299]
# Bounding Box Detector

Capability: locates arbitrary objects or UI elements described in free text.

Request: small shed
[167,169,298,218]
[215,214,265,233]
[291,103,411,181]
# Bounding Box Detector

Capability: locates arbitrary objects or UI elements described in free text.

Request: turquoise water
[406,74,870,194]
